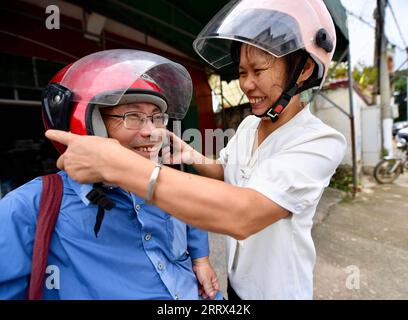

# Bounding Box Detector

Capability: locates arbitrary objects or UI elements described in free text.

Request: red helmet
[42,49,192,153]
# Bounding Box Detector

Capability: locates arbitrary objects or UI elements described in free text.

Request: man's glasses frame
[102,111,169,129]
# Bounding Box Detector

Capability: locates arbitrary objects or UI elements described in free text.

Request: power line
[345,9,375,28]
[394,57,408,73]
[387,0,407,49]
[345,7,405,52]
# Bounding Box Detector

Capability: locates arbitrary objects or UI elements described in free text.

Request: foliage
[381,148,389,158]
[329,165,353,193]
[326,61,348,82]
[394,75,407,92]
[394,75,407,122]
[352,63,378,92]
[325,61,378,99]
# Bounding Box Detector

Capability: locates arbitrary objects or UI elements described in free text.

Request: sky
[340,0,408,71]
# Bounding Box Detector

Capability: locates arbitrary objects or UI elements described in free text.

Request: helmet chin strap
[256,52,310,123]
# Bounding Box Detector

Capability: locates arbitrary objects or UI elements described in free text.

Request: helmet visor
[59,49,192,119]
[193,0,304,69]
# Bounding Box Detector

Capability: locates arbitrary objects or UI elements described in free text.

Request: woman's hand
[192,257,220,300]
[160,130,201,165]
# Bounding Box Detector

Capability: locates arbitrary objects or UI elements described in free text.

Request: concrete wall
[311,86,363,178]
[361,105,382,168]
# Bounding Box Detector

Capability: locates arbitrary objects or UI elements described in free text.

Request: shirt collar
[64,172,146,207]
[64,172,122,206]
[256,104,312,135]
[276,104,311,129]
[65,176,93,206]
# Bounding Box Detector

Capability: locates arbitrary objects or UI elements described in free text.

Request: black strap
[94,206,106,238]
[260,52,310,122]
[86,183,115,238]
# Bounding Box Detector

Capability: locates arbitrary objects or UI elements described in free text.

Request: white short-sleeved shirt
[218,106,346,299]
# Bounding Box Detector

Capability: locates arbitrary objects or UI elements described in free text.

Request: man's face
[101,102,166,160]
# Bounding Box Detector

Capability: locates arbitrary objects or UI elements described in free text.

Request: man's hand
[192,257,220,300]
[45,129,122,184]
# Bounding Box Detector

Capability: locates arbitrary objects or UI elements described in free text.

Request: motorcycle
[373,128,408,184]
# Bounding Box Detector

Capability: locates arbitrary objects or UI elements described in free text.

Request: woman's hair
[230,41,315,89]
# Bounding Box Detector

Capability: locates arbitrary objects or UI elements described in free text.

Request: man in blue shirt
[0,50,220,300]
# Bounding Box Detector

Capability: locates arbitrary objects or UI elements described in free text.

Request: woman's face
[238,44,287,116]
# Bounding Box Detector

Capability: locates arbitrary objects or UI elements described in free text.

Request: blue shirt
[0,171,211,300]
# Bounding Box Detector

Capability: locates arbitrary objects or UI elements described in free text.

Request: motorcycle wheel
[404,160,408,171]
[373,159,402,184]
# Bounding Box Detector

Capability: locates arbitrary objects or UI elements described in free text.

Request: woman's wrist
[188,148,207,166]
[102,158,123,185]
[102,145,149,185]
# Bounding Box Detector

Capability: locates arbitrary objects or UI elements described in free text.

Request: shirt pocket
[142,204,171,220]
[165,217,188,261]
[57,199,97,239]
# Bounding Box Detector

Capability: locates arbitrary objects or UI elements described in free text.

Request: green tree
[352,63,378,92]
[326,61,378,97]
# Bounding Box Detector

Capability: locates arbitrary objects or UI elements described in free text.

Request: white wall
[361,105,382,167]
[311,86,363,177]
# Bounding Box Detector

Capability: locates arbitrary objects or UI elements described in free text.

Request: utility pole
[376,0,393,157]
[406,48,408,121]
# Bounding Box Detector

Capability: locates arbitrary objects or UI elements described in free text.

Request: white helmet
[193,0,336,121]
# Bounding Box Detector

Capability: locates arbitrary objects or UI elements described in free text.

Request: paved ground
[313,174,408,299]
[208,232,228,298]
[209,173,408,299]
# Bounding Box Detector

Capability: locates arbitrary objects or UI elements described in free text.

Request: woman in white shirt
[46,0,346,299]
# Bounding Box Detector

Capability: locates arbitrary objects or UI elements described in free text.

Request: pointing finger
[45,130,76,146]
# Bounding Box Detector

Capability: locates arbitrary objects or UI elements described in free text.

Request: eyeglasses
[102,111,169,130]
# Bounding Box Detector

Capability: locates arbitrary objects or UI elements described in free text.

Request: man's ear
[297,57,315,84]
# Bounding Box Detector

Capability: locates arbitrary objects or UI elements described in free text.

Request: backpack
[28,174,63,300]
